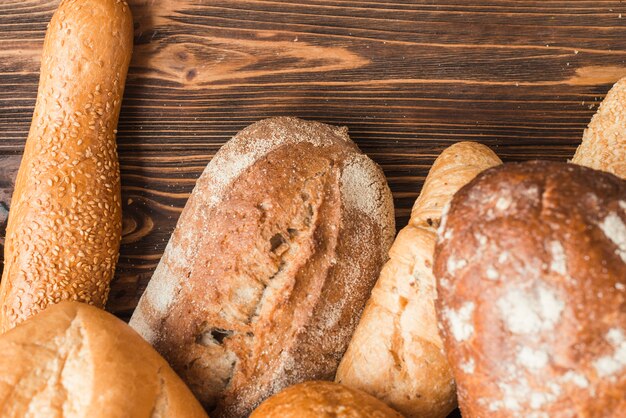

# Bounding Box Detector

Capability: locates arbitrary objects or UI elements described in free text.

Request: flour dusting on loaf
[130,117,395,417]
[203,118,351,206]
[434,161,626,417]
[341,153,395,246]
[131,117,357,340]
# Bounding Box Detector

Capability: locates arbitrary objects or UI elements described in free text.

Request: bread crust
[434,161,626,417]
[130,117,395,417]
[250,381,403,418]
[336,142,501,418]
[572,77,626,178]
[0,0,133,331]
[0,301,208,418]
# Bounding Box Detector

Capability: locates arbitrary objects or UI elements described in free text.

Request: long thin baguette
[0,0,133,332]
[336,142,502,418]
[571,77,626,178]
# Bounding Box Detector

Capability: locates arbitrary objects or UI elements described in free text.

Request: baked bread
[250,381,403,418]
[572,77,626,178]
[434,161,626,417]
[0,301,208,418]
[0,0,133,331]
[336,142,501,418]
[130,117,396,417]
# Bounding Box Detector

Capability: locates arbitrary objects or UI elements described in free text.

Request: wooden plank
[0,0,624,321]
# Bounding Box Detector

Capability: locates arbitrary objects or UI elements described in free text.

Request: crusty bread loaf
[434,161,626,417]
[0,301,208,418]
[130,117,396,417]
[0,0,133,332]
[336,142,501,418]
[572,77,626,178]
[250,381,403,418]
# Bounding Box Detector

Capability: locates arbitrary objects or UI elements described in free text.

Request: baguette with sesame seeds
[0,0,133,332]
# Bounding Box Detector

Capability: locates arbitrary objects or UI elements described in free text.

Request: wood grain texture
[0,0,625,324]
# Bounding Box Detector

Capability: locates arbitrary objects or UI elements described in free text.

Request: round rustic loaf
[130,117,396,417]
[0,301,208,418]
[250,381,403,418]
[433,161,626,417]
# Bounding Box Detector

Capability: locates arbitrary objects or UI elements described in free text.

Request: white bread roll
[0,301,208,418]
[336,142,501,418]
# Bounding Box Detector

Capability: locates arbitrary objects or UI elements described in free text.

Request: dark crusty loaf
[0,301,208,418]
[130,117,396,417]
[433,161,626,417]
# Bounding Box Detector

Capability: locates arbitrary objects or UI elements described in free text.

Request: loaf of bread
[572,77,626,178]
[0,0,133,332]
[434,161,626,417]
[130,117,396,417]
[250,381,403,418]
[0,301,208,418]
[336,142,501,418]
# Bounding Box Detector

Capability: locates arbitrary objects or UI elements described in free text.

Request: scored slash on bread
[572,77,626,179]
[0,301,208,418]
[336,142,501,418]
[0,0,133,332]
[130,117,395,417]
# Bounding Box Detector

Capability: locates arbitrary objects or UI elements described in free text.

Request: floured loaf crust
[130,117,395,417]
[434,161,626,417]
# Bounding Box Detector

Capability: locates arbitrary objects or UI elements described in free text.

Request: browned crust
[130,117,395,417]
[250,381,403,418]
[0,0,133,331]
[434,161,626,417]
[0,301,208,418]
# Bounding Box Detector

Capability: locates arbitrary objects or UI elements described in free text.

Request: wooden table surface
[0,0,625,321]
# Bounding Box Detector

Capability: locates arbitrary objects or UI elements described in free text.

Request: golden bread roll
[0,301,208,418]
[250,381,403,418]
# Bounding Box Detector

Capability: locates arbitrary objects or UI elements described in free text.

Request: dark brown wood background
[0,0,625,322]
